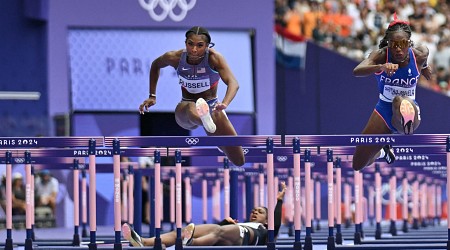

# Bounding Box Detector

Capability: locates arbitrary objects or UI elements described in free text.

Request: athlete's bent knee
[352,163,365,171]
[231,156,245,167]
[352,154,368,171]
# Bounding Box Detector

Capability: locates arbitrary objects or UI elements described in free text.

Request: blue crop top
[177,50,220,94]
[374,48,420,102]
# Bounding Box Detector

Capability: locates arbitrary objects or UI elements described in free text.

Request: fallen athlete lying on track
[123,182,287,247]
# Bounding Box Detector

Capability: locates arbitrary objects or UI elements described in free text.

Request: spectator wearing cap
[34,170,59,215]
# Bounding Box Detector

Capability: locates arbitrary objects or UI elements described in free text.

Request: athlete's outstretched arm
[139,50,181,114]
[414,44,431,80]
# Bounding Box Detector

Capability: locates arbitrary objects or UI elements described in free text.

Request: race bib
[179,75,211,94]
[382,85,416,101]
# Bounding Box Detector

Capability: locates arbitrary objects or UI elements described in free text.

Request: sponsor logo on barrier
[138,0,196,22]
[294,177,300,201]
[277,156,288,162]
[185,137,199,145]
[114,178,121,202]
[14,158,25,164]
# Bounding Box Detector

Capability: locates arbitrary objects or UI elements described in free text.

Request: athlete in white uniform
[139,26,245,166]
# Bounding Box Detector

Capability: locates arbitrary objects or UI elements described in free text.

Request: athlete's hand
[139,98,156,114]
[381,62,399,77]
[421,65,432,80]
[277,181,287,201]
[224,217,238,224]
[213,102,227,112]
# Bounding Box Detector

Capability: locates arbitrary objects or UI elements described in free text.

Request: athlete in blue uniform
[352,14,432,171]
[139,26,245,166]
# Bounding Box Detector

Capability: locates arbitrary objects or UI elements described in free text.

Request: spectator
[275,0,290,27]
[433,40,450,71]
[436,66,450,93]
[0,174,6,213]
[34,170,59,215]
[11,172,26,216]
[285,5,303,36]
[302,0,323,39]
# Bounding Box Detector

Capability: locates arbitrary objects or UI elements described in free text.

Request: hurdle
[105,135,290,250]
[1,137,103,250]
[0,136,172,250]
[284,134,449,250]
[0,134,448,250]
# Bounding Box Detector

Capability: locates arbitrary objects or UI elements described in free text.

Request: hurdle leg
[354,170,362,245]
[315,176,321,231]
[412,177,420,230]
[335,158,342,245]
[81,169,88,237]
[374,164,382,239]
[73,159,81,246]
[446,137,449,249]
[24,152,33,250]
[303,148,312,250]
[326,149,335,250]
[88,139,98,250]
[292,141,303,250]
[113,139,123,250]
[388,169,397,236]
[4,152,14,250]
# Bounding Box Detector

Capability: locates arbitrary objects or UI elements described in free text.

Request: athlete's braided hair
[378,13,413,49]
[185,26,215,48]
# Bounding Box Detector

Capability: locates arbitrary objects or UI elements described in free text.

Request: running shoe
[182,223,195,246]
[122,223,144,247]
[382,145,395,164]
[399,99,415,135]
[196,98,216,133]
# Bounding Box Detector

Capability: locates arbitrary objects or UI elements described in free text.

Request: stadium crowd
[275,0,450,97]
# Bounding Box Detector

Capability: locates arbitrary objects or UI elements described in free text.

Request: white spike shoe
[196,98,216,133]
[122,223,144,247]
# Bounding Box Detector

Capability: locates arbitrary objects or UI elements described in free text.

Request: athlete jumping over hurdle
[352,13,432,171]
[122,182,287,247]
[139,26,245,166]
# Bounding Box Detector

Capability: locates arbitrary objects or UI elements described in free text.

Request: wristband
[149,93,156,98]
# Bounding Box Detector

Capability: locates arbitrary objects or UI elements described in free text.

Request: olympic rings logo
[242,148,249,155]
[277,156,288,162]
[138,0,196,22]
[14,158,25,164]
[185,137,200,145]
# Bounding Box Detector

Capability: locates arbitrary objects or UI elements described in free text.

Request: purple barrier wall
[277,41,450,134]
[0,1,48,137]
